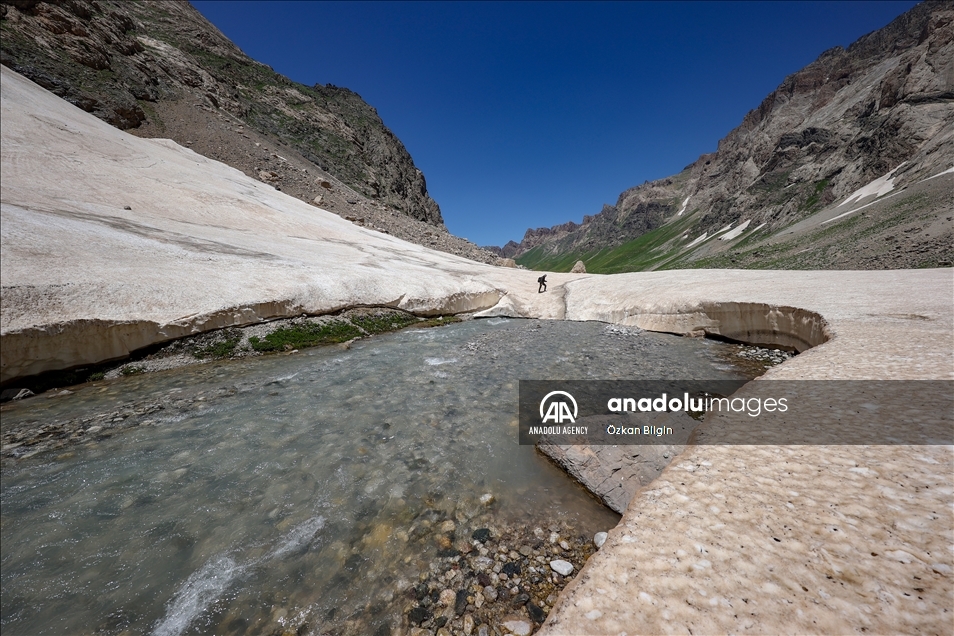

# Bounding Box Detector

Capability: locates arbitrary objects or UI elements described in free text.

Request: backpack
[537,275,546,284]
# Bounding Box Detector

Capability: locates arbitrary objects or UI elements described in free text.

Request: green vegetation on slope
[516,213,699,273]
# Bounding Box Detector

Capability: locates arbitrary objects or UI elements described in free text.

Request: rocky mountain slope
[0,0,508,265]
[496,0,953,272]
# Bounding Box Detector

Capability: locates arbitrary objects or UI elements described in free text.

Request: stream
[1,318,754,635]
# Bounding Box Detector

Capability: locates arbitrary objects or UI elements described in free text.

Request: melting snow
[838,163,905,208]
[677,195,691,216]
[719,220,751,241]
[822,190,902,225]
[686,232,708,248]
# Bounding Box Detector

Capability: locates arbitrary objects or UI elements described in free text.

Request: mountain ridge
[493,0,953,271]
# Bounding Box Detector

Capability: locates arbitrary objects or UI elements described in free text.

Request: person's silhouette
[537,275,547,293]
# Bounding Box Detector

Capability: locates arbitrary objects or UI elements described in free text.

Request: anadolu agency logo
[530,391,588,436]
[540,390,577,424]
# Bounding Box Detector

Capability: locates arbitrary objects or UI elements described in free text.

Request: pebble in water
[439,589,456,606]
[404,522,595,636]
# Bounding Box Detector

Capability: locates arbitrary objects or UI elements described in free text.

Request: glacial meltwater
[1,318,753,635]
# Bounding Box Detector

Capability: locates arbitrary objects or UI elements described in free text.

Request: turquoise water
[0,318,748,635]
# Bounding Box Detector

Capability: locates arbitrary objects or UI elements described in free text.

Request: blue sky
[192,1,918,247]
